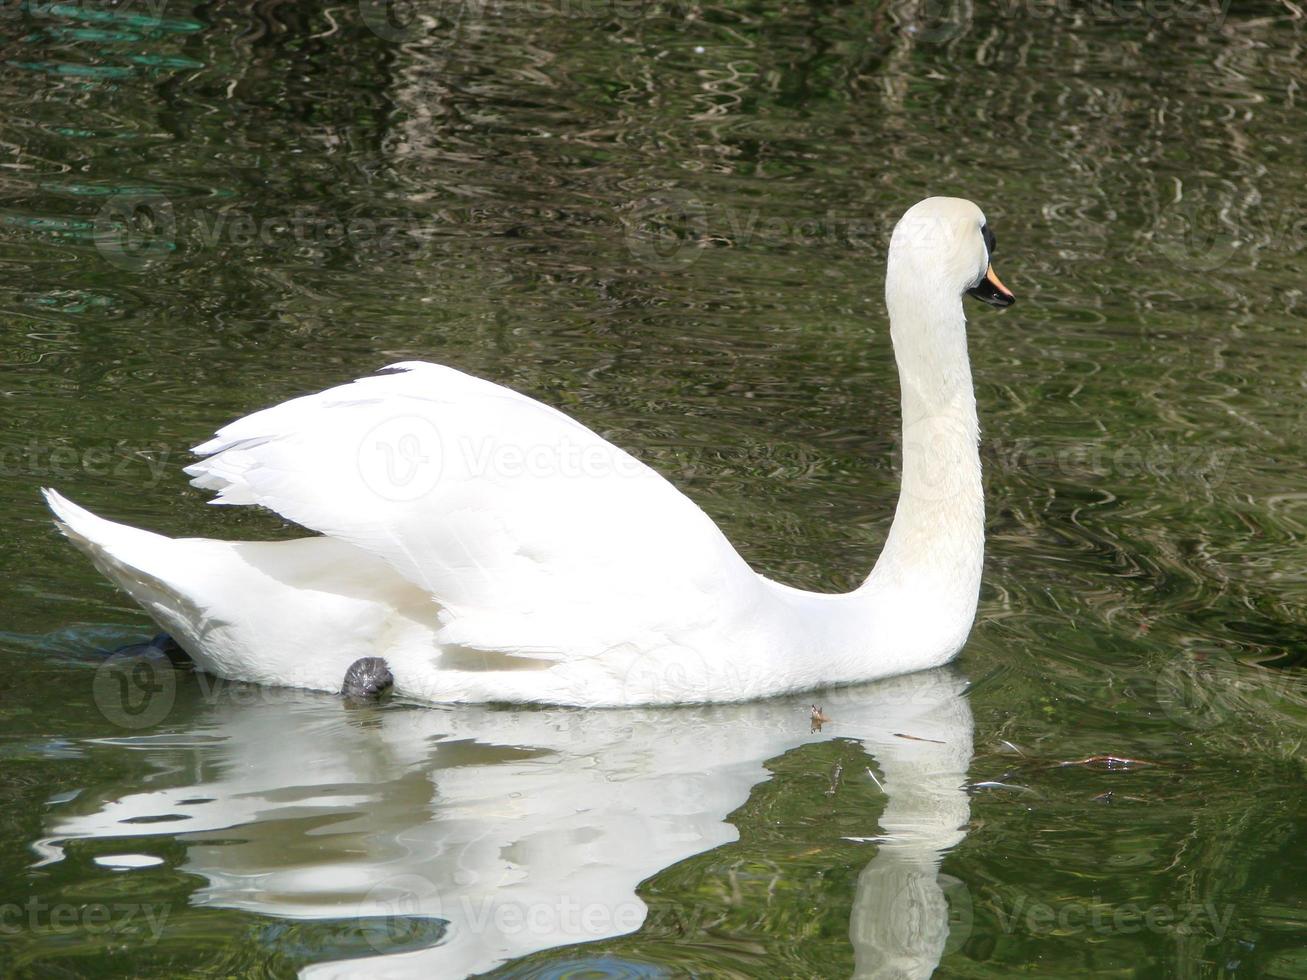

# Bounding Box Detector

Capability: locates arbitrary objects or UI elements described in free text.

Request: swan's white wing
[184,362,763,661]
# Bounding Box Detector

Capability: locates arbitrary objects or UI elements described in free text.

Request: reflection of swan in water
[35,667,973,978]
[848,674,973,978]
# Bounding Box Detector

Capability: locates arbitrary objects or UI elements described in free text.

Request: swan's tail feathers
[42,488,209,656]
[46,488,162,560]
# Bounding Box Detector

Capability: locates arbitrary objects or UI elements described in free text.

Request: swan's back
[185,361,766,665]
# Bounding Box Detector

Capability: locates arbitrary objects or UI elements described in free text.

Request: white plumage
[46,197,1013,706]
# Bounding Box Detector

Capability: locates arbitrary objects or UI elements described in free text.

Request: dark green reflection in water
[2,0,1307,976]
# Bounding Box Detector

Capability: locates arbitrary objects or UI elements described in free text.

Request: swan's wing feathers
[184,362,758,660]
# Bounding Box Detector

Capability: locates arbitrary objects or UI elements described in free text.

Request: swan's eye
[981,224,996,256]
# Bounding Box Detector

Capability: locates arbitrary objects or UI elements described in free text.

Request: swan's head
[887,197,1014,310]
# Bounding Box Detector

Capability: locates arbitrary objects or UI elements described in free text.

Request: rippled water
[3,0,1307,976]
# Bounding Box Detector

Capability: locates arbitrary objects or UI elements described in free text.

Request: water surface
[2,0,1306,976]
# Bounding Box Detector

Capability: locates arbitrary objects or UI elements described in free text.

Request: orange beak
[967,264,1015,308]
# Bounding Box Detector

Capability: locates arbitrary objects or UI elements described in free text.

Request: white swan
[44,196,1014,707]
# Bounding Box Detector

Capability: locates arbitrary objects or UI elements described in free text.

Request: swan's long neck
[873,284,983,586]
[836,280,985,673]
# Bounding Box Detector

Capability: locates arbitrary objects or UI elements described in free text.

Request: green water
[3,0,1307,975]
